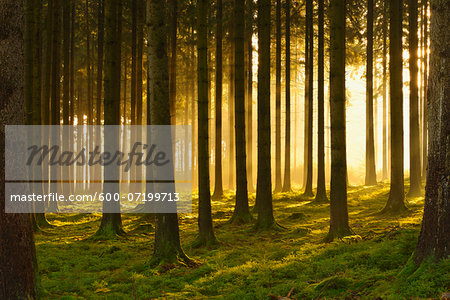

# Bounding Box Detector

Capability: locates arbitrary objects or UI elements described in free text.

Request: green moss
[35,183,448,299]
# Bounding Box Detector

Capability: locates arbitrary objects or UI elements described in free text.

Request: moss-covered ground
[36,181,449,299]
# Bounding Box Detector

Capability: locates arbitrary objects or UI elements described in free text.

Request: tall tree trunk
[421,0,428,179]
[212,0,224,199]
[47,0,61,216]
[314,0,328,202]
[70,0,75,125]
[136,0,144,126]
[414,0,449,264]
[255,0,278,230]
[135,0,144,192]
[231,0,251,224]
[382,0,407,213]
[63,0,70,126]
[303,0,314,197]
[246,0,254,193]
[408,0,422,196]
[274,0,282,192]
[282,0,291,192]
[169,0,177,124]
[325,0,353,242]
[228,35,235,190]
[0,0,38,295]
[195,0,217,246]
[382,0,388,180]
[365,0,377,186]
[97,0,104,124]
[95,0,124,237]
[43,0,53,126]
[147,0,191,264]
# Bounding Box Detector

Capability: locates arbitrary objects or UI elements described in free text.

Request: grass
[35,181,449,299]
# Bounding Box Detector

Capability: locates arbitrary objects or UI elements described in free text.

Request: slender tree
[169,0,178,124]
[254,0,279,230]
[0,0,38,296]
[365,0,377,186]
[231,0,252,224]
[274,0,282,192]
[95,0,125,237]
[97,0,104,124]
[314,0,328,202]
[147,0,192,265]
[246,0,254,193]
[414,0,449,264]
[195,0,217,246]
[282,0,291,192]
[382,0,407,213]
[303,0,314,197]
[382,0,388,180]
[421,0,428,179]
[42,0,53,126]
[47,0,61,216]
[408,0,422,196]
[212,0,224,199]
[325,0,353,242]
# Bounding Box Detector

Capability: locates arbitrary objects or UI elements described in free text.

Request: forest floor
[35,181,449,299]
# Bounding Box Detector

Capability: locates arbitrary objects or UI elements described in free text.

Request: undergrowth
[35,181,449,299]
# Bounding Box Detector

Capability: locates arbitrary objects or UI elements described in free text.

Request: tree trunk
[421,0,428,180]
[408,0,422,196]
[415,0,449,264]
[47,0,61,216]
[246,0,254,193]
[228,35,235,190]
[303,0,314,197]
[195,0,217,246]
[97,0,104,124]
[325,0,353,242]
[255,0,278,230]
[231,0,251,224]
[382,0,388,180]
[212,0,224,199]
[146,0,191,265]
[0,0,38,295]
[95,0,124,237]
[274,0,282,193]
[365,0,377,186]
[282,0,291,192]
[382,0,407,213]
[169,0,177,125]
[314,0,328,202]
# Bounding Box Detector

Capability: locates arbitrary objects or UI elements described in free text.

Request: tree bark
[0,0,38,296]
[365,0,377,186]
[282,0,292,192]
[314,0,328,202]
[382,0,407,213]
[414,0,449,264]
[408,0,422,196]
[274,0,282,193]
[421,0,428,180]
[212,0,224,199]
[303,0,314,197]
[169,0,178,125]
[255,0,278,230]
[382,0,388,180]
[246,0,254,193]
[231,0,251,224]
[196,0,217,246]
[146,0,191,265]
[95,0,124,237]
[325,0,353,242]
